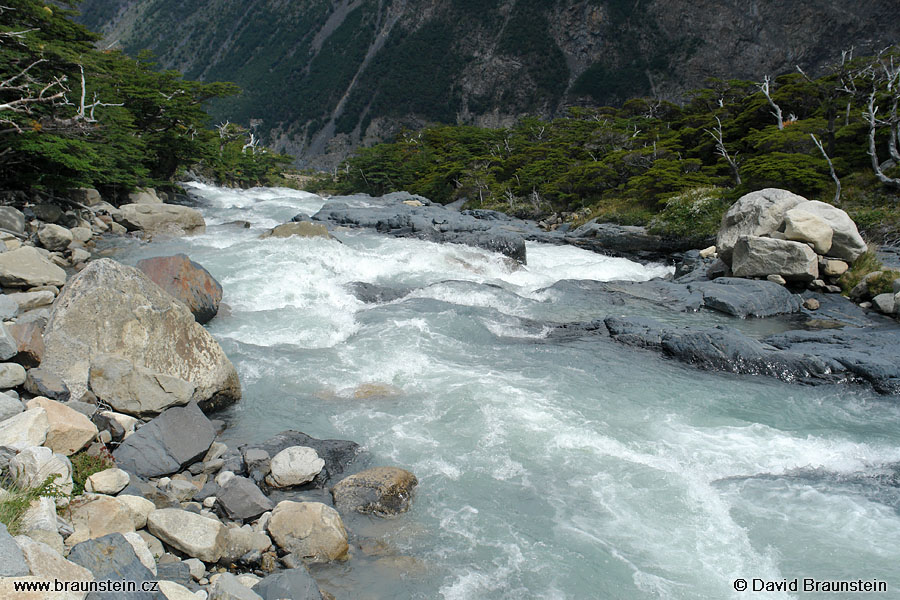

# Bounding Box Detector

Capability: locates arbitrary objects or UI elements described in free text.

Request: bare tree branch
[758,75,784,130]
[704,116,741,186]
[811,133,841,204]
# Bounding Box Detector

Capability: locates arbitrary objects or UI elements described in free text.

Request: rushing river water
[104,184,900,599]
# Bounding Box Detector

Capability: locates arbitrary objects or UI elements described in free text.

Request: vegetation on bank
[0,473,65,535]
[0,0,290,196]
[311,47,900,243]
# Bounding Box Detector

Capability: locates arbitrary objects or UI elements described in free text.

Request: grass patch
[70,450,115,497]
[838,250,900,296]
[647,186,729,240]
[571,195,654,228]
[0,474,67,535]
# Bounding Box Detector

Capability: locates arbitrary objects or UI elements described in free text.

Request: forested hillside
[0,0,290,194]
[312,49,900,243]
[75,0,900,168]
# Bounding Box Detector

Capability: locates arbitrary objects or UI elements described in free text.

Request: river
[102,184,900,599]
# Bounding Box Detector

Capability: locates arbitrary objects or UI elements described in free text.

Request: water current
[103,184,900,599]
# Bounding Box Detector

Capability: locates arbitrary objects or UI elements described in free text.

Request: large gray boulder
[716,188,808,263]
[731,236,819,282]
[254,568,324,600]
[89,353,195,417]
[0,406,49,449]
[217,476,274,521]
[0,206,25,234]
[266,501,348,563]
[67,533,165,599]
[37,223,73,252]
[795,200,868,262]
[9,445,73,498]
[782,207,833,254]
[41,259,240,410]
[0,522,29,577]
[147,508,227,562]
[136,254,223,324]
[116,203,205,238]
[113,401,216,478]
[0,246,67,288]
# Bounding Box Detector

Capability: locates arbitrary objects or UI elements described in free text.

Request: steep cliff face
[76,0,900,168]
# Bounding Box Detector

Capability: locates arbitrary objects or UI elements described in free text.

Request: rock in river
[40,259,240,411]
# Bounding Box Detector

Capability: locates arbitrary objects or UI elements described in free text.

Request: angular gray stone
[7,290,55,311]
[266,501,348,562]
[0,324,17,361]
[15,534,94,584]
[0,246,67,288]
[872,293,896,314]
[67,533,165,599]
[116,203,205,238]
[797,200,867,263]
[41,258,240,410]
[688,278,801,318]
[156,560,192,587]
[24,367,70,401]
[716,188,808,263]
[89,353,195,417]
[0,206,25,234]
[37,223,73,252]
[217,476,274,521]
[254,568,324,600]
[731,236,818,282]
[113,401,216,478]
[0,406,49,449]
[221,525,272,563]
[0,522,29,576]
[0,294,18,320]
[0,390,23,421]
[147,508,227,563]
[209,573,264,600]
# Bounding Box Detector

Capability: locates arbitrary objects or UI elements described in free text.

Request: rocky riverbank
[0,186,420,600]
[1,182,899,599]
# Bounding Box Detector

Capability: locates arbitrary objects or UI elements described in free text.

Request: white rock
[9,445,73,498]
[99,410,138,435]
[0,407,49,449]
[215,470,235,487]
[0,363,26,388]
[732,236,819,282]
[37,224,74,253]
[25,397,97,455]
[716,188,808,263]
[265,446,324,488]
[796,200,868,262]
[84,468,130,495]
[823,259,849,277]
[179,557,205,581]
[69,227,93,243]
[159,580,198,600]
[18,496,64,553]
[117,494,156,529]
[65,494,135,547]
[14,535,94,591]
[138,530,165,559]
[699,245,717,259]
[266,501,348,563]
[147,508,227,563]
[123,531,158,575]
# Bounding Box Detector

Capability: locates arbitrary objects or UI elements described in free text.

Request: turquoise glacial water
[105,184,900,599]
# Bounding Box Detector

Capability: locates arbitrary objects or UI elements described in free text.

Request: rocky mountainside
[75,0,900,168]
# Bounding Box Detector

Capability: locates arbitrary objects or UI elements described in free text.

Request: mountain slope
[76,0,900,168]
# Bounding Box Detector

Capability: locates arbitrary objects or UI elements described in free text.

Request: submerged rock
[266,501,348,563]
[242,431,362,488]
[331,466,418,516]
[41,259,240,411]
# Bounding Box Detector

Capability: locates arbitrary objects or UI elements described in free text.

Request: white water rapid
[103,184,900,599]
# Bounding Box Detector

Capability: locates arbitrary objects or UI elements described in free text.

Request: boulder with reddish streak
[136,254,223,324]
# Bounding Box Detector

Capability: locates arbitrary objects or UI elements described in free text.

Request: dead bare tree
[758,75,784,130]
[704,116,741,186]
[863,48,900,188]
[0,58,68,134]
[810,133,841,204]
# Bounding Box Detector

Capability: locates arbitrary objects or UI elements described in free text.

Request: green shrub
[70,450,115,496]
[647,187,729,239]
[838,251,900,296]
[0,474,67,535]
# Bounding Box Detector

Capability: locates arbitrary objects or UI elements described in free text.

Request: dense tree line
[317,47,900,241]
[0,0,290,195]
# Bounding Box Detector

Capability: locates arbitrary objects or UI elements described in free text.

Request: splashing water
[106,183,900,599]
